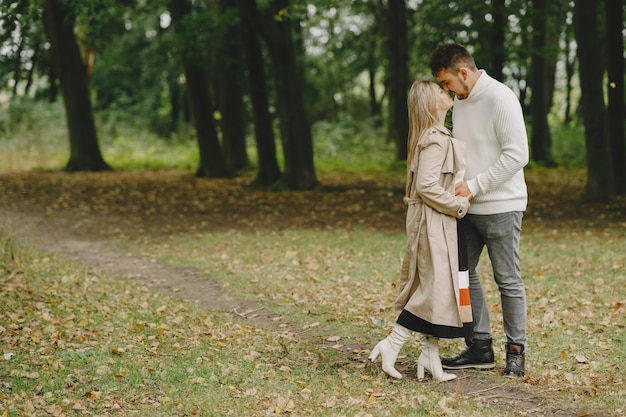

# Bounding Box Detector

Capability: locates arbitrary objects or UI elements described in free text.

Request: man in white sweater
[428,43,529,377]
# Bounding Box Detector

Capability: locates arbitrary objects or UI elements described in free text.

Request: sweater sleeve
[467,93,529,197]
[415,134,470,218]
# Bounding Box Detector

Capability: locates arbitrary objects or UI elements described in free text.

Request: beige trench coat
[394,126,470,328]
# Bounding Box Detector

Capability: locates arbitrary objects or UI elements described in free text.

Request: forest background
[0,0,624,199]
[0,0,625,416]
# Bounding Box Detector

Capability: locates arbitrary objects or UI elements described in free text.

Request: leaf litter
[0,168,625,416]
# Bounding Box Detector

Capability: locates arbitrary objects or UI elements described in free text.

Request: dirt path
[1,207,260,314]
[1,206,611,417]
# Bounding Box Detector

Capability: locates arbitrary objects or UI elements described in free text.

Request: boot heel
[368,345,380,362]
[368,325,411,380]
[417,363,425,380]
[419,337,457,382]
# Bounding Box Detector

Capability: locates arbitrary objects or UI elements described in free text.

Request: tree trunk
[573,0,614,201]
[563,28,576,125]
[11,35,24,97]
[237,0,281,187]
[529,0,555,166]
[604,0,626,194]
[42,0,110,172]
[257,0,318,190]
[385,0,409,161]
[490,0,505,81]
[168,74,181,133]
[368,64,383,127]
[219,0,249,172]
[365,0,385,128]
[24,42,39,96]
[168,0,232,179]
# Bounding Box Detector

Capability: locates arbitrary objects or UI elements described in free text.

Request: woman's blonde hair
[406,80,440,166]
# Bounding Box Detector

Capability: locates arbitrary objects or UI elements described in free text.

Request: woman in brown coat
[369,80,472,381]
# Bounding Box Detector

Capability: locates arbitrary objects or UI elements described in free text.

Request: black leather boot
[503,342,525,377]
[441,338,496,370]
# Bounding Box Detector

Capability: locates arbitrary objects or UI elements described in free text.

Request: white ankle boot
[368,324,412,379]
[417,335,457,382]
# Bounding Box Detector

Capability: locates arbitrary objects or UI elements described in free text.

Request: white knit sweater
[452,70,529,215]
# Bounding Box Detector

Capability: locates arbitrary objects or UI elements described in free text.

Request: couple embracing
[369,43,528,381]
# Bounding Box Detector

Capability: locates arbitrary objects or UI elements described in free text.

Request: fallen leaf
[575,354,588,363]
[111,347,125,355]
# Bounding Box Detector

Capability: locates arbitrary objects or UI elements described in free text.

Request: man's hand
[455,181,473,200]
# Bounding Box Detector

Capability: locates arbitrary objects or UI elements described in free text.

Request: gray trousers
[463,212,527,350]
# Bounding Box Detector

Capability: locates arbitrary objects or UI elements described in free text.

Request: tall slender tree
[562,22,576,125]
[385,0,410,161]
[489,0,506,82]
[257,0,318,190]
[168,0,232,178]
[237,0,281,187]
[604,0,625,195]
[573,0,614,201]
[218,0,249,172]
[529,0,560,166]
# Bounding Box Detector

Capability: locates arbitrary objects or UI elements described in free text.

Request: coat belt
[403,196,423,205]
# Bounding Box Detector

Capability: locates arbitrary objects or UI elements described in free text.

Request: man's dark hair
[429,43,477,77]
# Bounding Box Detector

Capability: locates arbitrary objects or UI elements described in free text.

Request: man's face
[436,68,470,100]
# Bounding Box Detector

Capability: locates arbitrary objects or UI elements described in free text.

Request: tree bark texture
[168,0,232,179]
[385,0,409,161]
[489,0,505,82]
[604,0,626,194]
[218,0,249,172]
[42,0,110,172]
[237,0,281,187]
[573,0,614,201]
[563,29,576,125]
[257,0,318,190]
[529,0,556,165]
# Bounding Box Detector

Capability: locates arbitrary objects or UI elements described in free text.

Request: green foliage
[0,97,587,173]
[0,0,46,97]
[549,122,586,169]
[312,117,398,174]
[102,133,197,170]
[302,3,383,122]
[89,2,181,135]
[1,0,599,179]
[0,98,68,171]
